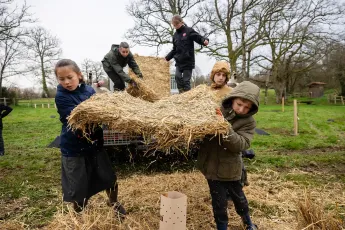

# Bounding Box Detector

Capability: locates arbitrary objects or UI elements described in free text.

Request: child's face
[214,72,227,86]
[119,47,130,58]
[56,66,83,91]
[172,20,183,29]
[232,98,253,115]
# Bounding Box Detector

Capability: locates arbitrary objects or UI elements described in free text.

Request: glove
[138,73,143,79]
[242,149,255,159]
[129,79,137,87]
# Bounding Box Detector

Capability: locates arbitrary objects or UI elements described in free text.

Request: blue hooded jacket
[55,83,97,157]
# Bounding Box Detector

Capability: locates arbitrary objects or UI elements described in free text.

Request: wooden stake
[34,104,36,108]
[42,104,44,108]
[294,99,298,136]
[334,95,336,104]
[341,96,344,105]
[282,97,285,112]
[47,103,50,108]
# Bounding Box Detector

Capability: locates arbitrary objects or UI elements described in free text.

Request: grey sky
[9,0,216,88]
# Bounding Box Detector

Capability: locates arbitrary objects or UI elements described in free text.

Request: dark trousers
[207,179,249,227]
[105,70,126,91]
[0,128,4,155]
[175,66,192,93]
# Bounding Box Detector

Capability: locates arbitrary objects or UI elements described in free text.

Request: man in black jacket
[165,15,209,93]
[0,104,13,156]
[102,42,143,91]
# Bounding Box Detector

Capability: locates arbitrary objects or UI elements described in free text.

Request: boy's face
[232,98,253,115]
[214,72,227,86]
[119,47,130,58]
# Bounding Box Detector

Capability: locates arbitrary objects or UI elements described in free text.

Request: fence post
[341,96,344,105]
[47,103,50,108]
[334,95,336,104]
[294,99,298,136]
[34,104,37,108]
[282,97,285,112]
[54,103,56,109]
[3,98,6,106]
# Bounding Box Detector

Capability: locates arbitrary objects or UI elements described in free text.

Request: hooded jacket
[55,83,101,157]
[197,81,260,181]
[102,44,142,83]
[165,25,208,70]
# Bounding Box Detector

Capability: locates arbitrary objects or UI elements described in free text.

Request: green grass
[1,99,345,227]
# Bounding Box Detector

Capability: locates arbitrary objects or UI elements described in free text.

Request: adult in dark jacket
[55,59,126,217]
[102,42,143,91]
[197,81,260,230]
[0,104,13,156]
[165,15,209,93]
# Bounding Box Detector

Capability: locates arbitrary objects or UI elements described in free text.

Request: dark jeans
[0,128,4,155]
[207,179,249,227]
[175,66,192,93]
[105,70,126,91]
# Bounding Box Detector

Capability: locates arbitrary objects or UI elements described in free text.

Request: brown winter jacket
[197,81,260,181]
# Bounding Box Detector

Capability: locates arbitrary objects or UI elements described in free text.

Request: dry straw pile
[126,55,171,101]
[68,85,229,151]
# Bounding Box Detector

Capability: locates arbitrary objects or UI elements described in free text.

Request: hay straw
[126,75,160,102]
[127,55,170,101]
[297,190,343,230]
[68,85,229,151]
[45,169,345,230]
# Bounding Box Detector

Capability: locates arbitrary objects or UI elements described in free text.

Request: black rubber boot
[106,184,126,220]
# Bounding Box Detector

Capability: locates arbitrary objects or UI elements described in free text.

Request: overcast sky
[8,0,216,88]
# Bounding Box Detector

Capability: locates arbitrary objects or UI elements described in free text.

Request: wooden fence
[328,95,345,105]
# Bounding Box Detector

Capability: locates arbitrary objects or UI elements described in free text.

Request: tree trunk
[338,72,345,96]
[41,58,49,98]
[241,0,247,81]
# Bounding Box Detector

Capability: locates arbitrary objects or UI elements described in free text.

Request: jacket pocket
[216,155,242,179]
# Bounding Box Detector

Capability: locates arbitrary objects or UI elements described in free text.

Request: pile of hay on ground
[68,85,229,151]
[45,169,345,230]
[297,191,343,230]
[127,55,170,101]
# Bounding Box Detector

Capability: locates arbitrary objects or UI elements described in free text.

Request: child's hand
[216,108,222,116]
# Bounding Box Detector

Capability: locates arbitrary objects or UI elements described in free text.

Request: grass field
[1,94,345,229]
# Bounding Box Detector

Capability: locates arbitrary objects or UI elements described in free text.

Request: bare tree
[0,0,34,41]
[81,58,93,84]
[0,0,34,96]
[25,27,61,97]
[326,42,345,96]
[194,0,268,79]
[0,30,27,96]
[256,0,345,103]
[91,61,105,82]
[126,0,205,54]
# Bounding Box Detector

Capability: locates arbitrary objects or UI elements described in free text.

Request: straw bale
[127,55,170,100]
[68,85,229,150]
[126,75,160,102]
